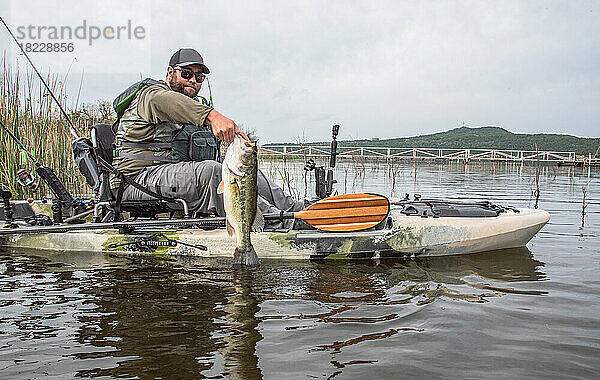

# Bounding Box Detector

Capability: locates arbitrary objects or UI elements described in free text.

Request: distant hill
[269,127,600,155]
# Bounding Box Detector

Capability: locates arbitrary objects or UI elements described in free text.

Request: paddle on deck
[0,193,390,235]
[287,193,390,232]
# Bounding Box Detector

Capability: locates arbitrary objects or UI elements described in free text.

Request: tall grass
[0,58,114,198]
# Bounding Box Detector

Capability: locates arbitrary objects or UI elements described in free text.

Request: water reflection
[255,248,547,377]
[73,261,229,378]
[217,268,263,379]
[292,247,546,305]
[0,246,547,378]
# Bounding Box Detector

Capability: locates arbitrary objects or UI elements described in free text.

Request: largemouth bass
[218,135,264,265]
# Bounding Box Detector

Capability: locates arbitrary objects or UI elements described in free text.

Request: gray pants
[122,160,304,228]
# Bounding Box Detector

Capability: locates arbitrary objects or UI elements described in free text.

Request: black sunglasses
[174,66,206,82]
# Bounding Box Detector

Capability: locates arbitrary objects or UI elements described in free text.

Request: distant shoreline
[266,126,600,156]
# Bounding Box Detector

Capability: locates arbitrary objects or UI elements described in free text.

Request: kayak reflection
[259,247,546,304]
[0,246,546,378]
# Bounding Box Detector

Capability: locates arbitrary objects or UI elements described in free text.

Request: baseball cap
[169,48,210,74]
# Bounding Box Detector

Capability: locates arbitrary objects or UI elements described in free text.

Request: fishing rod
[205,77,214,107]
[0,17,85,221]
[0,119,74,207]
[0,119,41,165]
[0,16,80,139]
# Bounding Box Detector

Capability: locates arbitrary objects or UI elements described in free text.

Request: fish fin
[251,209,265,232]
[226,218,236,237]
[217,180,224,194]
[233,245,260,266]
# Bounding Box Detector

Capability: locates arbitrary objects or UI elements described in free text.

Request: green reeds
[0,57,114,199]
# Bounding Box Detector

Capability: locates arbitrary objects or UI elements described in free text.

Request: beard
[168,77,198,98]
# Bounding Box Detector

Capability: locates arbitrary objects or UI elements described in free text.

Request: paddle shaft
[0,193,390,235]
[0,208,382,236]
[0,212,315,235]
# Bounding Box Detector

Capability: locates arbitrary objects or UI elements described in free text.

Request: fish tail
[233,245,260,266]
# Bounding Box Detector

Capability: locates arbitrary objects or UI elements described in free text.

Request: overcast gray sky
[1,0,598,142]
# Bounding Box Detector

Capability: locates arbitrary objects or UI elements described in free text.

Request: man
[112,48,303,226]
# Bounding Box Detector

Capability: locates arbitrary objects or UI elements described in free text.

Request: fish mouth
[241,139,257,153]
[235,134,256,147]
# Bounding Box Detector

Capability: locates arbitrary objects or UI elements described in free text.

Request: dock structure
[259,145,599,166]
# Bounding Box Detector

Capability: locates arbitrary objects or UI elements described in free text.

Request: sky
[0,0,598,142]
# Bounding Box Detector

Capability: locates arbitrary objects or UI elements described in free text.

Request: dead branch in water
[533,143,541,209]
[581,181,590,229]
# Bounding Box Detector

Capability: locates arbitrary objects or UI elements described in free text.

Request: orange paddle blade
[296,193,390,232]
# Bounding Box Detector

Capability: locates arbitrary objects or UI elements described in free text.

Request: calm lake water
[1,161,598,378]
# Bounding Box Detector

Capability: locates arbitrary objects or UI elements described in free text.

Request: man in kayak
[111,48,303,226]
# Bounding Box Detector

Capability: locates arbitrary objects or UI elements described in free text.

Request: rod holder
[51,198,63,224]
[0,186,14,225]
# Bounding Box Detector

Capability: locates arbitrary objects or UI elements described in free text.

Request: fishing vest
[113,79,218,176]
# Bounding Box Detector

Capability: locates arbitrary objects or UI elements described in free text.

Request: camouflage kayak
[0,202,550,260]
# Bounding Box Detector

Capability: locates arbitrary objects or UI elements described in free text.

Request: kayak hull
[0,207,550,260]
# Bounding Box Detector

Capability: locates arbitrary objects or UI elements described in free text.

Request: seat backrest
[90,123,116,201]
[91,123,116,165]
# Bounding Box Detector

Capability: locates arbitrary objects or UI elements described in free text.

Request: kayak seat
[89,123,189,221]
[90,123,115,202]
